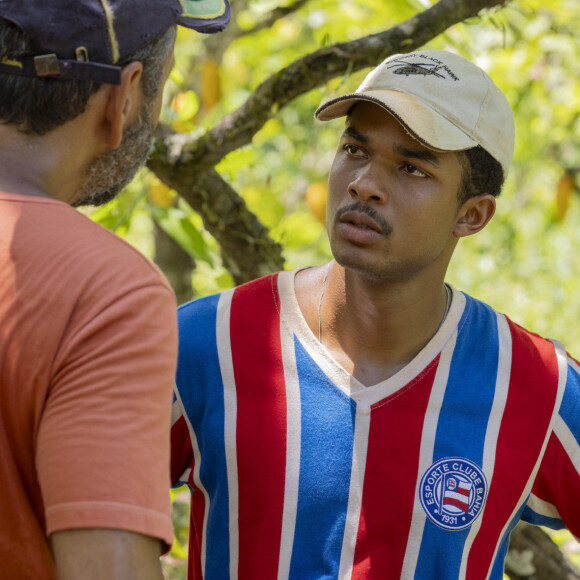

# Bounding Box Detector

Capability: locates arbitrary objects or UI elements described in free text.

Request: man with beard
[0,1,229,578]
[171,51,580,579]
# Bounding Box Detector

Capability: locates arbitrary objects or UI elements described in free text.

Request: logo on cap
[387,54,460,82]
[419,457,487,531]
[389,61,444,78]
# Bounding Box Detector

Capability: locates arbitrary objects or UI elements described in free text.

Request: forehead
[344,101,464,167]
[345,102,424,144]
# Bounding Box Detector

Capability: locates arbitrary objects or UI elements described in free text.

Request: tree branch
[201,0,251,64]
[147,148,285,284]
[152,0,509,169]
[235,0,311,39]
[148,0,511,283]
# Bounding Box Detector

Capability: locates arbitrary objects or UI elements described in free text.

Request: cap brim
[315,90,478,153]
[178,0,231,33]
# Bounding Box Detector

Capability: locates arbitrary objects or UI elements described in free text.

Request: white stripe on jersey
[337,405,372,580]
[554,414,580,479]
[400,330,458,579]
[216,290,239,580]
[172,396,183,427]
[171,398,194,486]
[484,340,569,580]
[277,281,302,580]
[459,312,512,579]
[527,493,562,520]
[174,385,212,575]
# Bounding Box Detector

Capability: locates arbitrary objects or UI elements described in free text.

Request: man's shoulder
[176,271,286,355]
[461,290,566,364]
[178,271,283,320]
[3,193,171,291]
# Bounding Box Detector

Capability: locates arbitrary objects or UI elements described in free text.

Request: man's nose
[347,165,388,203]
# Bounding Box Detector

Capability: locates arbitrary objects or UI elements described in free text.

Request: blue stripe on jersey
[415,297,500,579]
[488,501,527,580]
[520,504,564,529]
[289,338,356,580]
[177,295,230,580]
[561,363,580,445]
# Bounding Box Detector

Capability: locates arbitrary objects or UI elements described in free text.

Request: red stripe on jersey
[171,414,193,485]
[351,359,439,580]
[230,274,287,579]
[188,477,206,580]
[466,320,559,579]
[533,432,580,531]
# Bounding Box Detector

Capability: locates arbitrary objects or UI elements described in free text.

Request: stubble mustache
[335,201,393,236]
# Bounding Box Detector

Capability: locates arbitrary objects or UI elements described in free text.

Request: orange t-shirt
[0,193,177,578]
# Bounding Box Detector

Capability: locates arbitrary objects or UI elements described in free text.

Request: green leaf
[151,206,214,266]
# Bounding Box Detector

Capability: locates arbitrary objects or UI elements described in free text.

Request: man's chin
[72,186,124,208]
[74,148,150,208]
[75,100,155,208]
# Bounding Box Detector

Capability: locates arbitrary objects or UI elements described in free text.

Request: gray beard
[74,100,155,208]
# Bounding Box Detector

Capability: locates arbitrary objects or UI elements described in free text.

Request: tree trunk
[154,221,195,305]
[506,523,580,580]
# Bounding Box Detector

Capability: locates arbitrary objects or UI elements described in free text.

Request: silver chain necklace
[317,261,332,342]
[440,282,452,331]
[317,263,451,343]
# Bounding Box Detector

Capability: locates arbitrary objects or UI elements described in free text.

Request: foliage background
[85,0,580,576]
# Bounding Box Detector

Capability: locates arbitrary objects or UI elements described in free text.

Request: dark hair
[457,146,505,203]
[0,18,175,135]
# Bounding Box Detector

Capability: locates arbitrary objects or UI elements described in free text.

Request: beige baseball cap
[315,50,515,177]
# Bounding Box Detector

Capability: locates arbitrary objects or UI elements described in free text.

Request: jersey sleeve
[36,275,178,548]
[170,292,225,491]
[523,355,580,537]
[171,391,194,488]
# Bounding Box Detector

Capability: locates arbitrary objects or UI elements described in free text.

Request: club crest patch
[419,457,487,531]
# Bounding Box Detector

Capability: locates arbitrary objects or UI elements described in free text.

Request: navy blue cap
[0,0,231,85]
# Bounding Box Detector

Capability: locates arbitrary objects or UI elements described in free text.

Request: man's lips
[335,203,392,239]
[339,210,384,233]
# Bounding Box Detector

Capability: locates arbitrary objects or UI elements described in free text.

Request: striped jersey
[171,268,580,580]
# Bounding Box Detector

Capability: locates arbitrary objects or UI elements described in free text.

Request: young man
[171,50,580,579]
[0,1,229,579]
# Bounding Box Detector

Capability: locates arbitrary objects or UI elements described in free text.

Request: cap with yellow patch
[180,0,230,33]
[0,0,231,85]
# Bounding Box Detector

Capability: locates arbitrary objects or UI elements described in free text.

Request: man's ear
[104,61,144,149]
[453,194,496,238]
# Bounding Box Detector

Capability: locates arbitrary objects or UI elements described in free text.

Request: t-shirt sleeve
[36,275,178,548]
[524,356,580,536]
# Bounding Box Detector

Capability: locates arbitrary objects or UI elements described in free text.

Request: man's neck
[0,114,98,204]
[296,262,450,386]
[0,130,53,199]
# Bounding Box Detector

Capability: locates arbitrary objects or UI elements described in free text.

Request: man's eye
[403,163,428,178]
[344,144,363,156]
